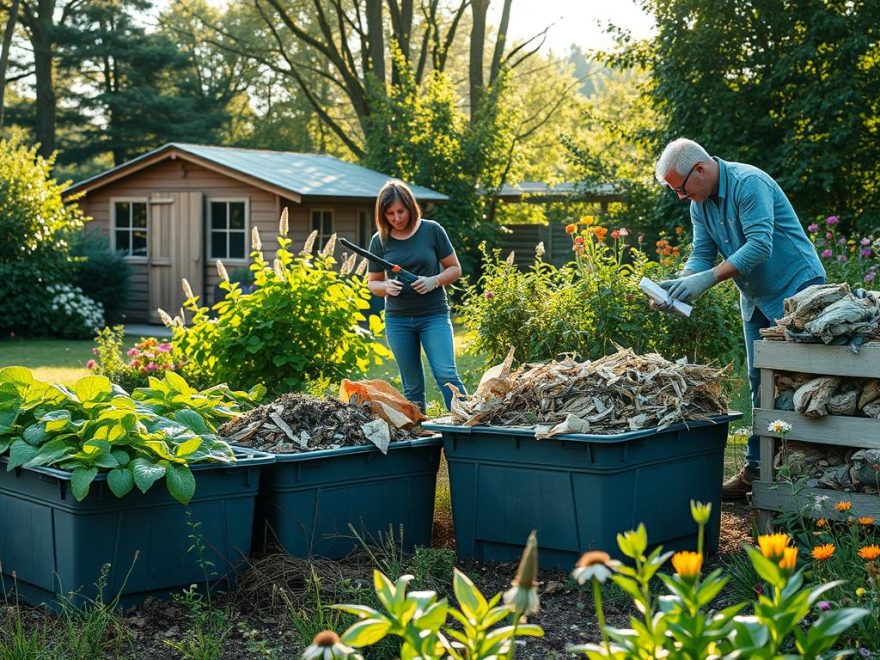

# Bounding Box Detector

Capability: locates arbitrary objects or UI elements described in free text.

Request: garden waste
[219,385,426,454]
[447,347,729,435]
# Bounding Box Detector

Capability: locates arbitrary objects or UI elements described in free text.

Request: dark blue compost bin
[423,414,741,569]
[0,447,274,608]
[254,436,442,559]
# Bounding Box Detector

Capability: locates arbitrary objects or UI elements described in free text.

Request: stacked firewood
[448,347,730,436]
[760,283,880,345]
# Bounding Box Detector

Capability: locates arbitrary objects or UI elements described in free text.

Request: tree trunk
[366,0,384,87]
[469,0,489,121]
[0,0,20,131]
[20,0,57,157]
[489,0,512,83]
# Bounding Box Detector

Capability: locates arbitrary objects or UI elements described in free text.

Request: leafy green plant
[0,367,248,504]
[567,503,868,658]
[70,229,132,323]
[169,214,391,395]
[459,220,742,369]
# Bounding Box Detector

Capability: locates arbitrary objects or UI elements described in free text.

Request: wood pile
[220,393,424,454]
[760,283,880,345]
[448,347,730,436]
[775,372,880,419]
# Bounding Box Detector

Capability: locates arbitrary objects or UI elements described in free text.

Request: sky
[488,0,656,54]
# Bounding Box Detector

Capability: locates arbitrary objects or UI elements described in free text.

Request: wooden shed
[65,144,448,323]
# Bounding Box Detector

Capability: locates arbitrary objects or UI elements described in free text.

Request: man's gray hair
[655,138,711,183]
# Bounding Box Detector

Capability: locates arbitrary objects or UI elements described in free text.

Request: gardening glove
[659,269,718,304]
[412,275,440,295]
[385,278,403,297]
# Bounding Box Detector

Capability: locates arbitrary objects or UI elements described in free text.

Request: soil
[1,501,753,659]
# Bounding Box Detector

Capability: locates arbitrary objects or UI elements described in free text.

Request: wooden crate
[752,341,880,529]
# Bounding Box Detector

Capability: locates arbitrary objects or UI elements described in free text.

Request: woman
[367,180,467,411]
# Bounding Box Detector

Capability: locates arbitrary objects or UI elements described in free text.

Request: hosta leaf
[111,449,131,466]
[165,463,196,504]
[340,618,392,647]
[131,457,166,493]
[71,467,98,501]
[174,409,210,435]
[175,437,203,457]
[22,423,50,447]
[107,467,135,498]
[0,366,35,387]
[40,409,72,432]
[163,371,192,396]
[24,439,72,468]
[8,439,38,469]
[73,376,113,403]
[145,440,183,463]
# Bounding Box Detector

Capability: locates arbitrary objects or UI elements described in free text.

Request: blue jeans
[384,312,467,411]
[744,276,825,467]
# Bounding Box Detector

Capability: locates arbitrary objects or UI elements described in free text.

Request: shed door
[148,192,204,324]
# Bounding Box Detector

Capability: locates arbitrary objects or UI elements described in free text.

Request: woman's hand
[412,275,440,294]
[385,279,403,296]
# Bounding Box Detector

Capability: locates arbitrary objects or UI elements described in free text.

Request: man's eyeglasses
[671,163,699,195]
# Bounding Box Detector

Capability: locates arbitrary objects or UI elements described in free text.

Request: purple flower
[838,237,848,246]
[862,248,873,258]
[821,249,833,259]
[865,272,876,283]
[838,255,848,263]
[826,215,840,225]
[818,600,832,611]
[859,648,871,658]
[825,232,834,240]
[807,223,819,233]
[861,237,872,246]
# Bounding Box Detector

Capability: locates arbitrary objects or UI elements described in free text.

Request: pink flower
[818,600,832,611]
[618,228,629,236]
[611,229,620,239]
[807,223,819,233]
[158,343,171,352]
[865,272,876,283]
[638,233,645,242]
[146,362,158,371]
[821,249,833,259]
[485,291,494,300]
[126,348,139,357]
[91,347,99,355]
[129,360,137,367]
[862,248,873,258]
[861,237,871,246]
[825,232,833,240]
[826,215,839,225]
[86,359,96,369]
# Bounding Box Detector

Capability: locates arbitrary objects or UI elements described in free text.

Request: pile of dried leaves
[219,393,424,454]
[448,347,730,436]
[760,283,880,346]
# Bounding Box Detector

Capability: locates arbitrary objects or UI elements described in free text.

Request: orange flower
[779,546,798,572]
[811,543,836,561]
[758,533,790,560]
[671,551,703,580]
[816,518,828,528]
[594,226,608,241]
[858,545,880,561]
[675,225,685,234]
[672,247,681,256]
[859,516,875,526]
[835,501,852,512]
[566,223,577,234]
[656,239,664,247]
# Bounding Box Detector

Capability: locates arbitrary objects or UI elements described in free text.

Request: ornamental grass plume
[216,259,229,283]
[503,530,539,617]
[300,630,360,659]
[758,533,791,561]
[252,226,262,251]
[811,544,836,561]
[181,278,194,300]
[157,307,174,327]
[302,229,318,254]
[279,207,289,236]
[858,545,880,561]
[671,551,703,581]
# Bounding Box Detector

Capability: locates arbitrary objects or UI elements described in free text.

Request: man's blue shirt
[684,158,825,321]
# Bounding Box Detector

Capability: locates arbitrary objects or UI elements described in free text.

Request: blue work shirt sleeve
[726,177,774,275]
[684,206,718,273]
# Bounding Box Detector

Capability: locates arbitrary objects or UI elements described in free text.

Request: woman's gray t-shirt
[368,219,455,316]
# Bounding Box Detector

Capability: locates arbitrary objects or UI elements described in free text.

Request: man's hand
[412,275,440,295]
[658,269,718,304]
[385,279,403,296]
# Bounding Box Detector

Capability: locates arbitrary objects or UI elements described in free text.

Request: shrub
[46,283,104,339]
[71,230,132,323]
[806,213,880,286]
[458,218,743,369]
[169,215,391,395]
[0,139,86,335]
[89,326,183,391]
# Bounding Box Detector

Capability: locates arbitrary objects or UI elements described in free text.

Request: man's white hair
[655,138,711,183]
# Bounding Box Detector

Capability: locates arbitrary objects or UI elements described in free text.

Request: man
[653,138,824,500]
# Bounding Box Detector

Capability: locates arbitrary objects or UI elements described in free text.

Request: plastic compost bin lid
[0,446,276,483]
[422,412,743,445]
[269,434,443,463]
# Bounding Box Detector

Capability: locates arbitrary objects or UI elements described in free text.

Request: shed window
[311,209,333,250]
[114,201,148,257]
[209,201,247,260]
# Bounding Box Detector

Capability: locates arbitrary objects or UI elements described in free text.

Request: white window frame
[207,197,250,264]
[310,208,334,250]
[110,197,149,262]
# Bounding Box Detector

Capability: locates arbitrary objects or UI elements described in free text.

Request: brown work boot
[722,466,759,501]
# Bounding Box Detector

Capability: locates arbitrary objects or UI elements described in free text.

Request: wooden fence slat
[753,408,880,450]
[752,481,880,520]
[754,341,880,378]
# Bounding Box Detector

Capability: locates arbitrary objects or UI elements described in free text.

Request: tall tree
[0,0,19,130]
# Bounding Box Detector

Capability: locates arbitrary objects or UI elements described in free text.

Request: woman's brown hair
[375,180,421,243]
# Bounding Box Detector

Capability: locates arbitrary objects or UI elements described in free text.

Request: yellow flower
[671,551,703,580]
[758,533,791,560]
[565,223,577,234]
[811,543,836,561]
[580,215,595,226]
[779,546,799,572]
[835,501,852,512]
[816,518,828,528]
[858,545,880,561]
[856,587,867,597]
[859,516,875,526]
